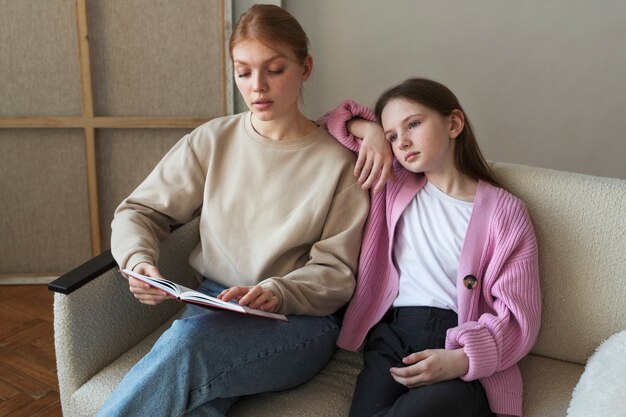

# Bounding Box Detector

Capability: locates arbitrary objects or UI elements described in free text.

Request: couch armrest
[567,330,626,417]
[52,218,201,412]
[54,269,183,407]
[48,250,116,294]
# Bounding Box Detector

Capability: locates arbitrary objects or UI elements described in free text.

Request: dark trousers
[348,307,495,417]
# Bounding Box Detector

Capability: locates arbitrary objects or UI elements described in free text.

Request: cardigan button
[463,275,478,289]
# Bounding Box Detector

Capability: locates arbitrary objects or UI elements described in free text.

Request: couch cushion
[71,322,583,417]
[229,349,362,417]
[519,354,583,417]
[69,317,362,417]
[68,318,177,417]
[230,353,583,417]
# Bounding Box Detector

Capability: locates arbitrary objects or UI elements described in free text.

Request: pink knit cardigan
[321,100,541,417]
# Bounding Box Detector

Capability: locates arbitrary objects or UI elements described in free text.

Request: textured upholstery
[53,162,626,417]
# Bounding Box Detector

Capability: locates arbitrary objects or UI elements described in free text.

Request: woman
[95,5,368,416]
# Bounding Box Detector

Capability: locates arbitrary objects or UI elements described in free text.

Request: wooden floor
[0,285,62,416]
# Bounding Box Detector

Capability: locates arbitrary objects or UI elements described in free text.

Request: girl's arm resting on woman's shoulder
[319,99,376,153]
[349,119,395,194]
[320,99,395,194]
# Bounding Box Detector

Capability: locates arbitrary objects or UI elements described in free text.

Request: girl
[96,5,368,416]
[322,78,541,417]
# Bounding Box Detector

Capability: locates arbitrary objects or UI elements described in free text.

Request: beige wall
[268,0,625,179]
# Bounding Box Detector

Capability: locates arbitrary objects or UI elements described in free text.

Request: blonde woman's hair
[229,4,309,65]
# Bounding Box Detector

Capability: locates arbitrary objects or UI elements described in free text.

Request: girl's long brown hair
[374,78,503,189]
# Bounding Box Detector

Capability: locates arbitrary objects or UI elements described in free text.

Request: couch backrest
[491,162,626,364]
[158,216,202,288]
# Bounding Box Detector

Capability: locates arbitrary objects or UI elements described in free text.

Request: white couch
[50,162,626,416]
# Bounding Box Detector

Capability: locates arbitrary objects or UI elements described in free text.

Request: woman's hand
[348,119,395,195]
[218,285,279,312]
[125,262,169,305]
[389,348,469,388]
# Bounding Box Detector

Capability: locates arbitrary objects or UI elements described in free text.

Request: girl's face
[381,97,463,175]
[232,39,312,124]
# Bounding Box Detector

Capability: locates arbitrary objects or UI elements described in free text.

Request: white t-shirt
[392,181,473,312]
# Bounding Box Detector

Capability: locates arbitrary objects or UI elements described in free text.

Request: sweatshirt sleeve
[258,179,369,316]
[111,135,206,270]
[445,200,542,381]
[318,99,377,154]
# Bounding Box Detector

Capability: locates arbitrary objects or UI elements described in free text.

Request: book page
[121,269,288,321]
[121,269,183,298]
[179,290,246,313]
[182,291,287,320]
[241,306,289,321]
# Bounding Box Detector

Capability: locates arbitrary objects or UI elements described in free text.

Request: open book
[121,269,288,322]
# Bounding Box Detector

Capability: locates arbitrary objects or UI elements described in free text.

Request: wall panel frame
[0,0,232,281]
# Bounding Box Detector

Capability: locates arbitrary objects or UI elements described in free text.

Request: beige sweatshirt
[111,112,369,316]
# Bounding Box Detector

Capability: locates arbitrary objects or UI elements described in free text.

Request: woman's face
[232,39,311,123]
[381,97,461,175]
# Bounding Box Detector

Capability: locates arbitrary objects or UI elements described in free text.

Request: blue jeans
[96,279,340,417]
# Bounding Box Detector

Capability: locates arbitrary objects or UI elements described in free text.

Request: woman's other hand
[218,285,279,312]
[389,348,469,388]
[125,262,169,305]
[348,119,395,194]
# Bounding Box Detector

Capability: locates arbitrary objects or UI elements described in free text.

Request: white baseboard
[0,275,59,285]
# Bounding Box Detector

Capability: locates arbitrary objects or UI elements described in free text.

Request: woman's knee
[158,314,217,355]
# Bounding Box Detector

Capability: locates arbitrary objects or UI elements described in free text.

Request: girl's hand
[389,348,469,388]
[126,262,169,305]
[218,285,279,312]
[349,119,395,195]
